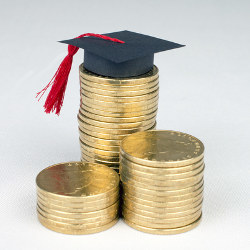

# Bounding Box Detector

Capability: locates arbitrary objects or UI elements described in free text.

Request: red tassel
[36,33,125,115]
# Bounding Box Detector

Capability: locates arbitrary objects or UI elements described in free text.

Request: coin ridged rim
[121,166,204,187]
[37,205,118,224]
[38,212,119,235]
[121,171,204,190]
[121,178,204,197]
[80,138,120,151]
[36,162,119,201]
[79,123,157,140]
[122,191,203,208]
[120,161,205,180]
[122,183,204,202]
[80,76,159,91]
[80,155,120,168]
[37,200,119,219]
[80,103,158,118]
[123,209,202,229]
[123,195,203,213]
[122,205,202,225]
[81,93,159,108]
[80,81,159,97]
[120,156,204,174]
[78,118,155,135]
[79,108,157,123]
[78,112,156,128]
[79,64,159,85]
[123,214,202,235]
[37,189,119,208]
[81,89,159,104]
[122,199,203,219]
[81,148,119,162]
[120,130,205,168]
[38,196,119,213]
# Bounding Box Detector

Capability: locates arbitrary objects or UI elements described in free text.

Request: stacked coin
[120,130,205,234]
[78,64,158,171]
[36,162,119,234]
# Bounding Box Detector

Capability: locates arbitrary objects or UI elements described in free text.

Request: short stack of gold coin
[36,162,119,234]
[78,64,158,171]
[120,130,205,234]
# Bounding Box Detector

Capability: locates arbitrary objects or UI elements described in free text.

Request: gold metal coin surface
[79,64,159,85]
[121,178,204,197]
[120,130,204,167]
[123,205,202,225]
[37,205,117,224]
[122,191,203,208]
[80,138,120,152]
[120,156,204,175]
[123,214,202,235]
[80,104,158,118]
[80,155,120,168]
[37,200,119,219]
[123,196,203,213]
[38,212,118,235]
[121,166,204,187]
[36,162,119,202]
[80,77,159,91]
[78,112,156,128]
[80,81,159,97]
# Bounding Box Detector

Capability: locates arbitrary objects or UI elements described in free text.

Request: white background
[0,0,249,249]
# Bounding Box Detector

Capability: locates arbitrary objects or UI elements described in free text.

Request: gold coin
[123,205,202,225]
[80,104,158,118]
[80,81,159,97]
[80,155,119,168]
[37,200,119,219]
[120,156,204,175]
[79,124,156,141]
[80,138,120,152]
[78,118,155,135]
[81,89,159,103]
[121,166,204,188]
[122,183,203,202]
[81,94,159,109]
[122,191,203,208]
[120,130,205,167]
[79,64,159,85]
[120,161,204,181]
[78,113,156,129]
[37,205,117,224]
[121,178,204,197]
[120,170,203,190]
[37,195,119,213]
[123,195,203,213]
[38,189,119,208]
[123,208,202,229]
[80,76,159,91]
[80,142,119,157]
[38,211,118,235]
[81,148,119,162]
[122,199,202,219]
[79,108,157,123]
[36,162,119,202]
[123,214,202,235]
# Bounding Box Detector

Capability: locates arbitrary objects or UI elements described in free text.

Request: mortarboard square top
[60,30,184,78]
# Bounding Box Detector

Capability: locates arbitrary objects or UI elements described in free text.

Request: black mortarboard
[60,30,184,78]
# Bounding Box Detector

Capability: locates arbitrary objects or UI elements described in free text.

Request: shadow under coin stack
[36,162,119,234]
[78,64,159,171]
[120,130,205,234]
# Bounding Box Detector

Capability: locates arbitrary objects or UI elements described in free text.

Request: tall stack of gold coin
[120,130,205,234]
[36,162,119,234]
[78,64,158,171]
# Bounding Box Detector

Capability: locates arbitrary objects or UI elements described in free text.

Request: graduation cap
[37,30,184,115]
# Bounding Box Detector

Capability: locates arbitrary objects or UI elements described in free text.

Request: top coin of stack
[78,64,158,171]
[120,130,205,235]
[36,162,119,234]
